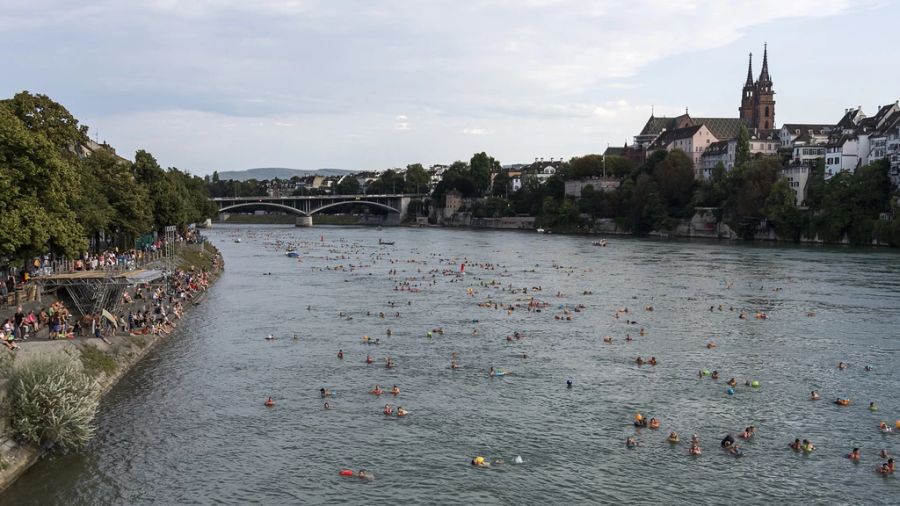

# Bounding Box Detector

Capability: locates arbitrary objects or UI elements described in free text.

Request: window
[765,106,769,117]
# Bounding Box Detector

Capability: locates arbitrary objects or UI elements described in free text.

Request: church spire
[744,52,754,87]
[758,43,771,83]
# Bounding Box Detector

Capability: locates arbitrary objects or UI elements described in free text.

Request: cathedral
[739,45,776,130]
[631,45,778,158]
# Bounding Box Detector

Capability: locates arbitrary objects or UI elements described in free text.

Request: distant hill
[215,167,354,181]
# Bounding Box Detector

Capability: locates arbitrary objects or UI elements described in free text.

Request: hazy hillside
[215,167,354,181]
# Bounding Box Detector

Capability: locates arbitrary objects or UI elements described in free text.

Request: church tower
[753,44,775,130]
[739,53,755,122]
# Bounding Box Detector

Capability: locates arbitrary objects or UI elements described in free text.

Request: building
[444,190,463,215]
[698,139,736,176]
[781,165,812,206]
[603,144,645,165]
[739,46,776,131]
[634,45,776,178]
[779,124,832,149]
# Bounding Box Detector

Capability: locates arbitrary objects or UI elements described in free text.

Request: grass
[176,243,219,272]
[78,345,118,378]
[129,335,148,349]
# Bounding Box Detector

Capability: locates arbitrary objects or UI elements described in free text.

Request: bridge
[210,194,425,226]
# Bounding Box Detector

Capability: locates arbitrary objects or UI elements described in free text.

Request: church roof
[638,115,746,141]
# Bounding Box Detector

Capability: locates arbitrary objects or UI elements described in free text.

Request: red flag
[460,263,465,272]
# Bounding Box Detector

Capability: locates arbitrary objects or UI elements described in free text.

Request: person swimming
[648,418,660,429]
[721,434,735,448]
[740,426,755,440]
[727,378,737,387]
[869,401,878,411]
[847,448,861,461]
[789,438,802,451]
[626,437,639,448]
[383,404,393,415]
[264,397,275,407]
[634,414,647,428]
[801,439,815,452]
[471,456,490,468]
[566,379,573,389]
[810,390,821,400]
[324,402,331,410]
[320,388,332,398]
[396,406,408,417]
[635,357,644,365]
[337,349,344,359]
[370,385,383,395]
[838,361,847,370]
[365,354,374,364]
[689,443,702,455]
[711,370,719,380]
[667,431,680,443]
[390,385,400,395]
[648,356,657,366]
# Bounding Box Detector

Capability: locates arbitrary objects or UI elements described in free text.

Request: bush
[79,344,117,378]
[7,356,99,451]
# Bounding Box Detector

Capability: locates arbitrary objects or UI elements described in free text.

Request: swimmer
[639,327,646,336]
[810,390,821,400]
[357,469,374,481]
[451,360,460,369]
[337,349,344,359]
[878,422,894,434]
[648,418,660,429]
[390,385,400,395]
[634,414,647,428]
[706,342,716,349]
[648,356,657,366]
[383,404,393,415]
[789,438,802,451]
[721,434,735,448]
[625,334,633,341]
[847,448,861,461]
[667,431,680,443]
[869,401,878,411]
[626,437,639,448]
[635,357,644,366]
[396,406,408,417]
[320,388,332,398]
[834,398,850,406]
[802,439,815,452]
[292,333,299,340]
[566,379,573,389]
[265,334,275,340]
[324,402,331,410]
[370,385,383,395]
[264,397,275,407]
[366,354,374,364]
[880,449,891,459]
[471,456,490,468]
[727,378,737,387]
[689,443,702,455]
[838,361,847,370]
[711,370,719,380]
[729,445,744,457]
[740,426,755,440]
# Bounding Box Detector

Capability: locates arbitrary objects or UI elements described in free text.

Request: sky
[2,0,899,175]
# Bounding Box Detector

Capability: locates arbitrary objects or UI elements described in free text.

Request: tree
[605,155,636,178]
[78,149,152,247]
[334,176,361,195]
[0,107,86,261]
[404,163,430,194]
[566,154,605,179]
[765,178,805,241]
[735,124,751,169]
[491,171,510,197]
[652,149,695,216]
[627,174,667,233]
[0,91,88,153]
[726,156,781,239]
[469,152,499,196]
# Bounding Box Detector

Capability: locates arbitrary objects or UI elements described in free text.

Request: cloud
[0,0,878,172]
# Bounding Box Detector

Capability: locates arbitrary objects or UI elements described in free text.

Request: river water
[3,225,900,505]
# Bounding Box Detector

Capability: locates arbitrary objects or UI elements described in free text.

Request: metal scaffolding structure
[36,269,164,316]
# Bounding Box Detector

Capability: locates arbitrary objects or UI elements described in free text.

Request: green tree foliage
[605,155,637,178]
[0,106,86,261]
[334,175,361,195]
[565,154,605,179]
[79,149,153,245]
[765,178,806,241]
[735,124,751,169]
[491,171,510,197]
[469,152,500,196]
[651,149,695,217]
[0,91,88,153]
[403,163,430,194]
[725,156,781,239]
[366,169,405,194]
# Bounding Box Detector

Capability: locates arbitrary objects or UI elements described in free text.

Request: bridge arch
[217,202,309,216]
[309,200,399,215]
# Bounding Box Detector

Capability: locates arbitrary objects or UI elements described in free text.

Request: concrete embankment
[0,244,223,493]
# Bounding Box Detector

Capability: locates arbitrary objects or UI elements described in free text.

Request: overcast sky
[3,0,898,175]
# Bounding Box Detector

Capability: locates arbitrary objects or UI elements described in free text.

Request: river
[3,225,899,505]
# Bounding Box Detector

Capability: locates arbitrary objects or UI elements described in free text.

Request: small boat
[593,239,608,247]
[536,228,545,234]
[379,239,395,245]
[286,251,300,258]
